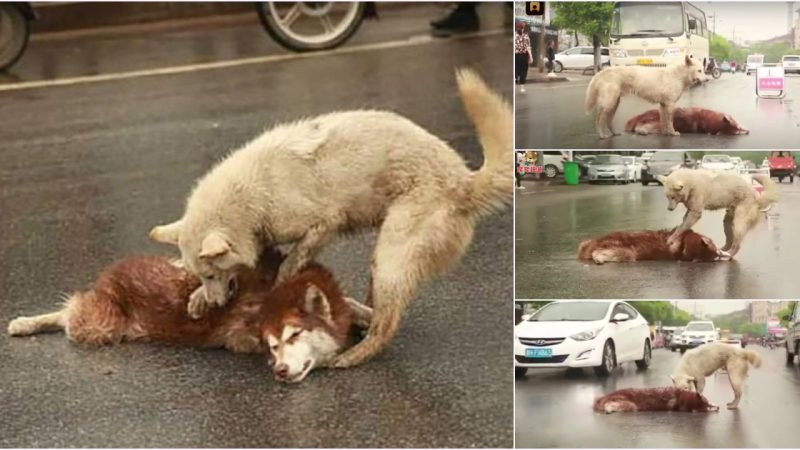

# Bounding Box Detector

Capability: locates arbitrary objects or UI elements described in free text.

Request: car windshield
[747,55,764,63]
[611,2,684,37]
[528,302,610,322]
[703,155,731,163]
[784,56,800,61]
[686,323,715,332]
[594,155,623,164]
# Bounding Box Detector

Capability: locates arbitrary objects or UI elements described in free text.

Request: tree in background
[778,302,797,326]
[551,2,614,71]
[629,301,694,326]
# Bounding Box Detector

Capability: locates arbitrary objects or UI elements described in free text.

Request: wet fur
[625,107,749,136]
[657,168,779,257]
[671,342,762,409]
[8,250,367,357]
[578,229,722,264]
[594,387,719,414]
[148,70,512,368]
[585,56,707,138]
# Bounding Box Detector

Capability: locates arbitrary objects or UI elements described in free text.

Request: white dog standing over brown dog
[657,168,778,257]
[585,56,708,138]
[149,69,512,368]
[671,342,762,409]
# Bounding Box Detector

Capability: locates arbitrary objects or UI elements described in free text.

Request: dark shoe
[430,9,480,37]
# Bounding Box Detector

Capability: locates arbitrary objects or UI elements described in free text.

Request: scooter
[705,57,721,79]
[0,2,35,71]
[255,2,377,52]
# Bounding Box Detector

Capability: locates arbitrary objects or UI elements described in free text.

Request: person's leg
[515,53,525,84]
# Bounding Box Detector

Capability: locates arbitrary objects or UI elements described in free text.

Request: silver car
[587,154,631,184]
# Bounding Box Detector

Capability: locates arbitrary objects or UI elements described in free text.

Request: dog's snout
[274,363,289,379]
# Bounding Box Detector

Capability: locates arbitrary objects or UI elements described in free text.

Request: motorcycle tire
[0,5,30,71]
[255,2,366,52]
[712,68,721,79]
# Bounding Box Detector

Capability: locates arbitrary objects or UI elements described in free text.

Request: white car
[674,321,719,353]
[552,46,610,73]
[542,151,567,178]
[781,55,800,74]
[514,300,652,378]
[700,154,737,172]
[621,156,642,182]
[746,54,764,75]
[730,156,744,173]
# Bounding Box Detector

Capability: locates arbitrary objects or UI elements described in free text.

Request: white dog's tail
[751,174,779,210]
[744,349,762,368]
[585,76,599,113]
[455,69,512,218]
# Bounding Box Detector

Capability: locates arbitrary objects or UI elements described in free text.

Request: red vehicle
[768,151,796,183]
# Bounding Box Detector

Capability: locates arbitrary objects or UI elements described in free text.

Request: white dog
[585,56,707,138]
[671,342,761,409]
[657,168,778,257]
[149,69,512,368]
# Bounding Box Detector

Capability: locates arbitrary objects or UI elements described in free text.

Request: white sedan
[622,156,642,182]
[514,300,652,377]
[552,46,610,73]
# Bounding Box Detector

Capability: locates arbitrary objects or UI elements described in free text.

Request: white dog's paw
[187,287,209,319]
[8,317,36,336]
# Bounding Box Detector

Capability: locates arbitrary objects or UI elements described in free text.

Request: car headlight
[570,327,604,341]
[612,49,627,58]
[663,47,684,57]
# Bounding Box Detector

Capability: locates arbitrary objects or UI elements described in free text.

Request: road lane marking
[0,28,504,93]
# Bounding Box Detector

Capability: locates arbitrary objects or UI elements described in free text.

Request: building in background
[750,300,793,324]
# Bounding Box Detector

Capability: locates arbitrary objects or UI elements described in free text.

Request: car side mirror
[688,18,697,30]
[612,313,630,322]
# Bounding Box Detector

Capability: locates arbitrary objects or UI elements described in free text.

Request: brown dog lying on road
[578,229,729,264]
[7,249,372,383]
[625,107,749,136]
[594,387,719,414]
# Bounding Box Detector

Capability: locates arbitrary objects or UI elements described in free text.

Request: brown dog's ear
[149,220,183,246]
[303,283,332,321]
[700,236,715,248]
[199,231,232,259]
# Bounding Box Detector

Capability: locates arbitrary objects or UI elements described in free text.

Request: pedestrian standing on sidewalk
[514,22,532,93]
[546,41,556,74]
[516,151,526,190]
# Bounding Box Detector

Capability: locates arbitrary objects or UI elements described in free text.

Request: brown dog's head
[679,230,729,262]
[676,389,720,412]
[721,114,750,135]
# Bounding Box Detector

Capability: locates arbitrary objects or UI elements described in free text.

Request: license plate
[637,58,653,65]
[526,348,552,358]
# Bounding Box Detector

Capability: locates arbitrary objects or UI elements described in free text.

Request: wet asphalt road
[516,71,800,150]
[0,5,513,448]
[516,346,800,448]
[515,179,800,299]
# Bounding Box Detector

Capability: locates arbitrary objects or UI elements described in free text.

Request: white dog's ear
[673,182,684,191]
[685,55,692,66]
[149,220,183,245]
[199,231,232,259]
[303,283,332,321]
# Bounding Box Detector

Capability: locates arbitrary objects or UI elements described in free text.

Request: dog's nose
[274,363,289,379]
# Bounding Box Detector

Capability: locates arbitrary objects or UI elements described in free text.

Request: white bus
[609,1,710,67]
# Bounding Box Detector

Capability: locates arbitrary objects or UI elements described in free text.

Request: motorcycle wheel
[255,2,366,52]
[712,68,721,79]
[0,5,30,71]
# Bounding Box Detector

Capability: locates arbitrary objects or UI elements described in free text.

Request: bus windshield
[612,2,685,37]
[747,55,764,64]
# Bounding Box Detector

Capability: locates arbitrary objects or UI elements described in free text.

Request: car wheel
[593,340,616,377]
[670,347,676,352]
[788,343,798,365]
[641,180,648,186]
[680,348,686,354]
[791,175,795,183]
[779,176,784,183]
[515,367,528,377]
[554,61,563,73]
[544,164,559,178]
[635,340,651,369]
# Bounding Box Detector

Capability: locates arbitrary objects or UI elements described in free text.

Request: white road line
[0,28,504,93]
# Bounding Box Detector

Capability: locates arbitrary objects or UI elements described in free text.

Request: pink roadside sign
[759,77,784,90]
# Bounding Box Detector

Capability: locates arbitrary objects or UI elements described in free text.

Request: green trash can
[563,161,580,185]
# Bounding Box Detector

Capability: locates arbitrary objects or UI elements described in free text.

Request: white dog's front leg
[276,224,334,284]
[187,286,209,319]
[660,104,680,136]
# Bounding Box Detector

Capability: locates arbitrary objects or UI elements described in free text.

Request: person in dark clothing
[546,41,556,73]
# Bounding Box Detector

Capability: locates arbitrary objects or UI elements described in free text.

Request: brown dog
[578,229,728,265]
[594,387,719,414]
[7,250,372,381]
[625,107,749,136]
